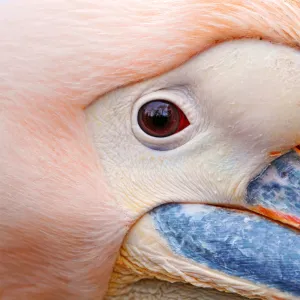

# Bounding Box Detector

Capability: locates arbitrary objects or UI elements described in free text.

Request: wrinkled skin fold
[105,279,252,300]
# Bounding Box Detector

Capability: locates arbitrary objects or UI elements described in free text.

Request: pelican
[1,1,300,299]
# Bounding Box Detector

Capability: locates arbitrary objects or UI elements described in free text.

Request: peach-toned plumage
[1,1,300,299]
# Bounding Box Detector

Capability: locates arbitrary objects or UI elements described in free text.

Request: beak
[108,150,300,300]
[151,203,300,299]
[246,149,300,229]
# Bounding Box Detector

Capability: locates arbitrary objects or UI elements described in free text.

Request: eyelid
[131,89,198,151]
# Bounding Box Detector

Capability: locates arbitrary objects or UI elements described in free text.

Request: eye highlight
[138,100,190,138]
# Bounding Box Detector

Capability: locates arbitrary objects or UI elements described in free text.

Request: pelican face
[85,39,300,299]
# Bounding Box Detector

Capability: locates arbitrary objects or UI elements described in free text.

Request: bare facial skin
[88,39,300,300]
[1,1,300,299]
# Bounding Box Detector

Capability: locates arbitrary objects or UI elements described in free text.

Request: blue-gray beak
[151,150,300,298]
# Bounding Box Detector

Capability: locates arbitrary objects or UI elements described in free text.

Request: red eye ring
[138,100,190,138]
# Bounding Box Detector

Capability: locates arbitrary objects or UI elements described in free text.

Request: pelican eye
[138,100,190,138]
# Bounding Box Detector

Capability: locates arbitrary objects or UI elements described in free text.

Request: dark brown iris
[138,100,190,138]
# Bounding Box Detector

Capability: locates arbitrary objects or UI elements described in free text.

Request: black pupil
[138,100,179,137]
